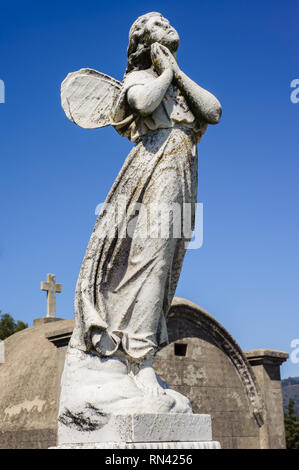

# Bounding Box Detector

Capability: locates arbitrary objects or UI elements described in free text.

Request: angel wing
[61,68,122,129]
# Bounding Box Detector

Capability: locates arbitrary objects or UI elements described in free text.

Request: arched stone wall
[0,319,74,449]
[0,298,286,449]
[153,298,264,449]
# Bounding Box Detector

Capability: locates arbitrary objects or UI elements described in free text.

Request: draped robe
[70,69,208,359]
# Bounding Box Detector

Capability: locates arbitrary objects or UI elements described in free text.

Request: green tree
[284,399,299,449]
[0,311,28,340]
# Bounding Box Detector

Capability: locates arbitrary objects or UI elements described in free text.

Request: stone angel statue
[58,12,222,431]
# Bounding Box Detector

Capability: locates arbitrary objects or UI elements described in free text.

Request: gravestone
[40,274,62,318]
[33,274,63,327]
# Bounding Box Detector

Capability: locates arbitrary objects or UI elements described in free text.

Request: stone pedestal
[55,413,220,449]
[55,441,220,449]
[33,317,64,326]
[244,349,288,449]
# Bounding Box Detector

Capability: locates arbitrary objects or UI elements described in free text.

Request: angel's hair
[125,12,177,76]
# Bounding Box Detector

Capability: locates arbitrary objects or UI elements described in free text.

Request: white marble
[58,12,221,444]
[61,69,121,129]
[54,441,221,449]
[58,412,212,445]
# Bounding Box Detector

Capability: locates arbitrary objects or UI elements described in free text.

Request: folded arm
[174,70,222,124]
[151,43,222,125]
[127,69,173,116]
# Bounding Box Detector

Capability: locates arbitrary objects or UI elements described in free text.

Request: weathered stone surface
[245,349,288,449]
[0,319,73,449]
[58,413,212,445]
[58,345,192,429]
[0,299,289,449]
[61,69,122,129]
[40,273,62,318]
[54,440,221,449]
[232,436,261,449]
[58,12,221,443]
[245,349,289,365]
[33,317,64,327]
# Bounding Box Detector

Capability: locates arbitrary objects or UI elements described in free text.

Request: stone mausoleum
[0,294,288,449]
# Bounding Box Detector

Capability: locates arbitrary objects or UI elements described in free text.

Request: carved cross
[40,274,62,318]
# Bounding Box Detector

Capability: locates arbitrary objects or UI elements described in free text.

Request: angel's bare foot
[130,356,167,396]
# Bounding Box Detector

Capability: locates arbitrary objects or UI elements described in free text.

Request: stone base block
[33,317,64,326]
[58,413,214,446]
[54,441,221,449]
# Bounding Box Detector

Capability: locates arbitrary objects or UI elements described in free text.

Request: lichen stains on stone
[58,404,109,431]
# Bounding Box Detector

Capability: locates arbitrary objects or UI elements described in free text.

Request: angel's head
[125,12,180,75]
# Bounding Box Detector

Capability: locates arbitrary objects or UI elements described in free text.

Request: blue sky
[0,0,298,378]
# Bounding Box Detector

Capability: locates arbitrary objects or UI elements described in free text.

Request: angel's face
[146,15,180,52]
